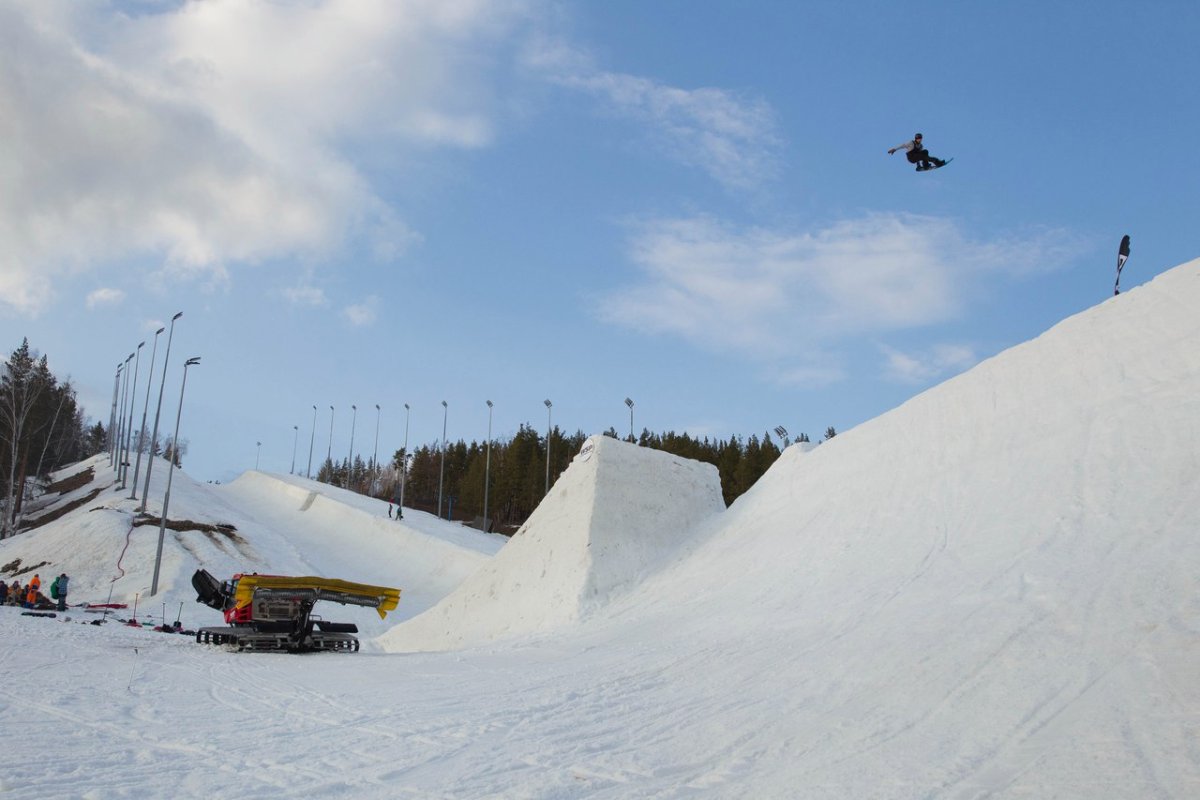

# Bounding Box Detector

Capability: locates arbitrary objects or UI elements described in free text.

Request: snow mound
[381,435,725,652]
[214,471,504,624]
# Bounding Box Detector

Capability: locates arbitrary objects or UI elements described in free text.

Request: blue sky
[2,0,1196,483]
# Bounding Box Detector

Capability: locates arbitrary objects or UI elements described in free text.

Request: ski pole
[102,584,114,623]
[126,647,139,690]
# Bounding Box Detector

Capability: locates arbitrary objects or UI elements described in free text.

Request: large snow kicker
[382,434,726,652]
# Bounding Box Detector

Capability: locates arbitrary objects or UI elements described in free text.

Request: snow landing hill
[1,257,1199,798]
[0,460,506,641]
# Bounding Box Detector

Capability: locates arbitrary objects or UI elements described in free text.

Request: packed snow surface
[2,258,1200,798]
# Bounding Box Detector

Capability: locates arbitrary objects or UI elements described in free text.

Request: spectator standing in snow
[0,581,7,604]
[30,573,41,593]
[54,573,69,612]
[388,503,393,519]
[25,584,37,608]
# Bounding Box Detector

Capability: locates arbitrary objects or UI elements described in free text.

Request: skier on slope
[888,133,946,171]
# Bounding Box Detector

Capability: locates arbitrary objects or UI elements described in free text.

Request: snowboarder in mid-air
[888,133,948,171]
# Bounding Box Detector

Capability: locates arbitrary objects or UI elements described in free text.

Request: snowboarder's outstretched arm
[888,140,915,155]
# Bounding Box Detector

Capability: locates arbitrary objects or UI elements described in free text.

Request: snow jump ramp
[381,435,725,652]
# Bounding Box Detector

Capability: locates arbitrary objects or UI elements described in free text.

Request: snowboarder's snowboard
[917,158,953,172]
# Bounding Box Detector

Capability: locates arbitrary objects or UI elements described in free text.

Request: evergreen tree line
[312,423,837,533]
[1,338,105,537]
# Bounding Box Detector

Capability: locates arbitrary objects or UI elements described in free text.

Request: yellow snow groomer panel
[233,575,402,619]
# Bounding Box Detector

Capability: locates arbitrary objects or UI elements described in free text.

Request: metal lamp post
[544,399,552,495]
[306,405,317,478]
[255,441,262,470]
[348,404,357,489]
[115,357,129,469]
[483,400,493,532]
[117,352,134,479]
[121,341,145,489]
[326,405,335,476]
[129,327,164,500]
[372,404,380,495]
[109,364,122,467]
[437,400,448,518]
[139,311,182,513]
[150,356,200,597]
[625,397,634,442]
[290,425,299,474]
[774,425,790,448]
[399,403,410,519]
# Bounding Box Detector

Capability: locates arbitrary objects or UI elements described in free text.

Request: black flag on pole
[1115,234,1130,295]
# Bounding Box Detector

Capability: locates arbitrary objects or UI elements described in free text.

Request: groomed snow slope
[382,434,726,651]
[1,259,1199,798]
[574,256,1200,795]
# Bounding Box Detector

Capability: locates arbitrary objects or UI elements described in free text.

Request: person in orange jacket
[30,574,41,591]
[25,584,37,608]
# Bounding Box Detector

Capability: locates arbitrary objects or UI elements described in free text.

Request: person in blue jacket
[54,573,69,612]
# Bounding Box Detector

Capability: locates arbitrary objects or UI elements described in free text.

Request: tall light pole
[625,397,635,443]
[117,352,133,479]
[437,400,448,518]
[255,441,262,470]
[372,404,381,495]
[109,364,122,467]
[129,327,164,500]
[326,405,335,476]
[399,403,410,519]
[140,311,182,513]
[121,344,144,488]
[306,405,317,478]
[544,399,553,496]
[348,404,357,489]
[151,356,200,597]
[483,400,493,532]
[290,425,299,474]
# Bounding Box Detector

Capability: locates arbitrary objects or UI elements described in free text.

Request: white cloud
[530,41,781,191]
[599,213,1084,379]
[0,0,530,316]
[283,285,328,308]
[773,360,848,389]
[85,288,126,309]
[343,297,379,327]
[880,343,979,384]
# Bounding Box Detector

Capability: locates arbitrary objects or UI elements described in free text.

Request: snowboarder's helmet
[914,133,922,139]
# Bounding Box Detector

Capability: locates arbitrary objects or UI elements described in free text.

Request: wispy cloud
[283,285,328,308]
[529,41,781,191]
[343,297,379,327]
[600,213,1085,381]
[85,288,126,309]
[880,343,979,384]
[0,0,529,315]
